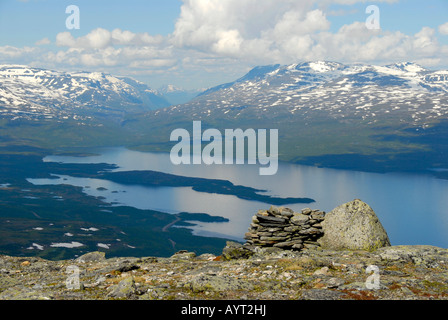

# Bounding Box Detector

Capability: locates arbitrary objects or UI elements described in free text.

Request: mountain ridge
[0,64,171,122]
[136,60,448,175]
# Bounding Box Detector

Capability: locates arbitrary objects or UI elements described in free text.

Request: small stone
[313,267,330,276]
[291,214,309,225]
[258,222,289,228]
[20,261,30,267]
[267,206,280,216]
[280,208,294,218]
[292,243,304,250]
[302,208,313,215]
[256,214,287,224]
[107,277,137,299]
[311,212,325,221]
[244,232,257,239]
[283,226,301,232]
[273,240,303,248]
[259,236,288,242]
[257,210,269,217]
[324,277,345,289]
[189,275,254,293]
[299,227,322,235]
[222,241,255,260]
[170,251,196,260]
[257,232,273,237]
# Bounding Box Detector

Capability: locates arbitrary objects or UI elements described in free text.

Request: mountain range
[140,61,448,174]
[159,61,448,126]
[1,61,447,175]
[0,65,171,122]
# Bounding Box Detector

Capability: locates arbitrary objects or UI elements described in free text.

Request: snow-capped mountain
[0,65,170,121]
[158,84,204,106]
[160,61,448,127]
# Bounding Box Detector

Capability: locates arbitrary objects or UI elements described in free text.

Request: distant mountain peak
[0,64,170,121]
[385,62,428,73]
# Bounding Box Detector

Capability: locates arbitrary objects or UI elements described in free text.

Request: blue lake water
[28,147,448,248]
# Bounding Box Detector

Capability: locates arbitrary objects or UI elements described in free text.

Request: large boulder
[318,199,390,251]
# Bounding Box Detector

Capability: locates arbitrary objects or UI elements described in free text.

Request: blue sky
[0,0,447,89]
[0,0,182,46]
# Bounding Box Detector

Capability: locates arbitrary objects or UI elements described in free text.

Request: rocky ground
[0,243,447,300]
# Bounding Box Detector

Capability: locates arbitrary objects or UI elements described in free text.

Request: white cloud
[2,0,447,89]
[0,45,39,60]
[169,0,447,69]
[56,28,165,49]
[56,32,77,47]
[439,22,448,35]
[212,29,243,55]
[35,38,51,46]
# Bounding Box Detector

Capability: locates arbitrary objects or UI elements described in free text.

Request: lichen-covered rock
[169,250,196,261]
[375,245,448,267]
[319,199,390,251]
[222,241,255,260]
[0,244,447,301]
[188,274,254,293]
[107,277,137,299]
[76,251,106,263]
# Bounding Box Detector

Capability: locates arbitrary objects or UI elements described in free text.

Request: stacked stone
[244,205,325,251]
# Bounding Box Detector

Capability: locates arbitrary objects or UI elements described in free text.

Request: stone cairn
[244,205,326,251]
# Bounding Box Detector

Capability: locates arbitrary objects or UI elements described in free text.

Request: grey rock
[280,208,295,218]
[311,212,325,221]
[313,266,330,276]
[76,251,106,263]
[375,245,448,267]
[107,277,137,299]
[260,236,288,242]
[290,213,309,226]
[292,243,304,250]
[283,226,301,232]
[319,199,390,251]
[258,222,289,228]
[222,241,255,260]
[273,240,303,248]
[170,251,196,261]
[324,277,345,289]
[301,208,313,215]
[257,232,273,237]
[256,214,287,224]
[299,227,322,235]
[189,275,254,293]
[267,206,281,216]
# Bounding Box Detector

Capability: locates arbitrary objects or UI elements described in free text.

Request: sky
[0,0,447,90]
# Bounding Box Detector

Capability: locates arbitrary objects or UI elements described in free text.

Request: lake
[29,147,448,248]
